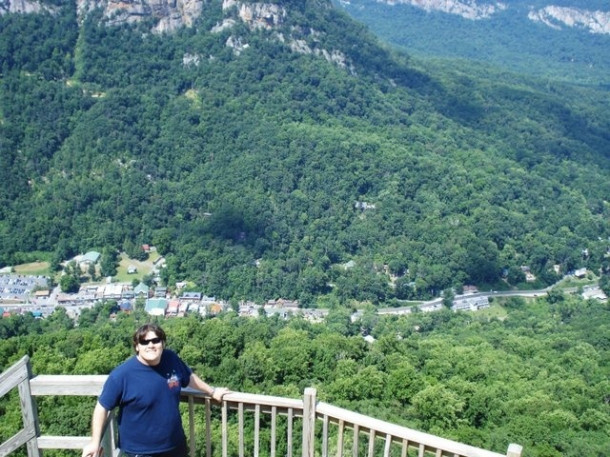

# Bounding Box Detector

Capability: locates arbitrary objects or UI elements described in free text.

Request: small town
[1,246,606,325]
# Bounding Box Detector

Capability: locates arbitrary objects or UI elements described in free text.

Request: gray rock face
[0,0,56,15]
[528,6,610,35]
[377,0,506,20]
[75,0,204,33]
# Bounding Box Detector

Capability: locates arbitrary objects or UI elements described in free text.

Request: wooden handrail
[13,370,522,457]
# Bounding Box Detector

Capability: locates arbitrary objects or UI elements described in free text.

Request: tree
[88,262,96,281]
[411,383,465,432]
[507,265,526,285]
[100,247,118,278]
[60,273,80,293]
[442,288,454,309]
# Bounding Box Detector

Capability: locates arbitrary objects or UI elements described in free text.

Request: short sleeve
[98,374,122,411]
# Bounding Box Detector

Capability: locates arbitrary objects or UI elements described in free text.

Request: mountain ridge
[1,0,610,306]
[336,0,610,85]
[364,0,610,34]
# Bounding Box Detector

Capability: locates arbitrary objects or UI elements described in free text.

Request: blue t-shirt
[98,349,193,454]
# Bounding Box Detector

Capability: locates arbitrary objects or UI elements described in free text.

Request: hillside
[335,0,610,86]
[1,0,610,304]
[0,295,609,457]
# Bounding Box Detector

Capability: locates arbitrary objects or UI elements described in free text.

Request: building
[145,298,168,316]
[452,296,489,312]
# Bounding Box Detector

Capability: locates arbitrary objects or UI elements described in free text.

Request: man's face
[136,330,164,366]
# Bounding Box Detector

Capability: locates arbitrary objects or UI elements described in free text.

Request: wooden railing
[2,356,523,457]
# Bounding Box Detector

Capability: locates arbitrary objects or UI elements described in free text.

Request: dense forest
[0,294,609,457]
[335,0,610,87]
[1,0,610,305]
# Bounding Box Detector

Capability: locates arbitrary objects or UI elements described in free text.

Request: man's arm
[82,401,109,457]
[188,373,230,402]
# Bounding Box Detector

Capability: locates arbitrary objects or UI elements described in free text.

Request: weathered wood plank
[286,407,293,457]
[36,436,90,449]
[316,402,506,457]
[0,428,36,457]
[301,388,316,457]
[0,356,30,397]
[270,406,277,457]
[17,366,40,457]
[254,404,260,457]
[336,420,344,457]
[352,424,359,457]
[367,430,375,457]
[322,414,329,457]
[30,375,107,396]
[383,433,391,457]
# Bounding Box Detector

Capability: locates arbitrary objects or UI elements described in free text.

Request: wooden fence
[1,356,523,457]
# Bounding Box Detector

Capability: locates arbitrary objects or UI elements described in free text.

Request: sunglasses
[139,337,162,345]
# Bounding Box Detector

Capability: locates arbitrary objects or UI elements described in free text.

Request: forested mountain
[335,0,610,86]
[1,0,610,304]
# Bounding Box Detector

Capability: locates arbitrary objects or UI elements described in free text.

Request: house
[145,298,168,316]
[419,303,443,313]
[166,299,180,316]
[582,286,607,301]
[154,287,167,298]
[34,290,50,299]
[181,292,202,301]
[134,283,150,297]
[574,267,587,278]
[119,300,133,313]
[452,296,489,312]
[103,283,123,300]
[343,260,356,270]
[363,335,376,344]
[208,303,223,315]
[81,251,101,265]
[355,201,376,210]
[127,265,138,274]
[122,290,134,300]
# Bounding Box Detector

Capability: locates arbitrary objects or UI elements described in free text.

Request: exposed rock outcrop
[374,0,610,35]
[222,0,286,29]
[528,6,610,35]
[379,0,506,20]
[0,0,56,15]
[75,0,204,33]
[219,0,353,71]
[2,0,356,71]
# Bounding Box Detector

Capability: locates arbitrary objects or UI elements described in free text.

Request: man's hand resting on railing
[82,401,108,457]
[211,386,231,402]
[82,442,101,457]
[189,372,231,402]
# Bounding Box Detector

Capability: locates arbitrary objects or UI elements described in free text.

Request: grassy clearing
[13,262,50,276]
[115,251,161,283]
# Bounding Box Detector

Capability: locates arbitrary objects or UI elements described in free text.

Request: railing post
[0,355,41,457]
[301,388,316,457]
[507,443,523,457]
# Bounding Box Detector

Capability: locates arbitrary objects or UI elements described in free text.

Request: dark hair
[132,323,167,350]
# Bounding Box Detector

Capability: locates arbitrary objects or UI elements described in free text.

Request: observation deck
[1,356,522,457]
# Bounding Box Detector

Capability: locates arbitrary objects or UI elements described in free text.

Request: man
[82,323,230,457]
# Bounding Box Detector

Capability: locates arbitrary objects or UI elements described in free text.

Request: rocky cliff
[380,0,506,20]
[0,0,55,14]
[528,6,610,35]
[75,0,204,33]
[1,0,352,69]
